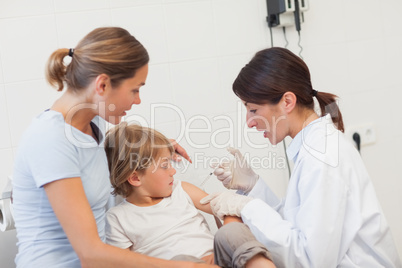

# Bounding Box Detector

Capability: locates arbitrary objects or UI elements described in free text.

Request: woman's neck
[289,108,319,138]
[51,89,97,135]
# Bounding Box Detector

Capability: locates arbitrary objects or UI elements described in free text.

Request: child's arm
[182,182,243,225]
[181,181,213,214]
[223,215,243,225]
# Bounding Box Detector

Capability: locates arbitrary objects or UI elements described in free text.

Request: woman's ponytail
[45,27,149,93]
[315,91,344,132]
[45,48,69,92]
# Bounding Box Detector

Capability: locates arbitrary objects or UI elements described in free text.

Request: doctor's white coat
[242,115,401,268]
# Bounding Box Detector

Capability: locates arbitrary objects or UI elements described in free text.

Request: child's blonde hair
[104,123,174,197]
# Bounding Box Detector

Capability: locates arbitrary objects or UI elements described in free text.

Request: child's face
[140,148,176,198]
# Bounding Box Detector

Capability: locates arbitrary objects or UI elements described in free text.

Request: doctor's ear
[282,91,297,113]
[94,74,111,95]
[127,172,142,187]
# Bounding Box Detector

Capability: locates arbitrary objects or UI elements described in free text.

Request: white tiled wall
[0,0,53,18]
[1,0,401,266]
[0,54,3,84]
[5,80,60,146]
[111,5,169,64]
[53,0,109,12]
[165,2,217,61]
[170,58,222,117]
[56,10,112,47]
[0,85,11,149]
[0,16,58,83]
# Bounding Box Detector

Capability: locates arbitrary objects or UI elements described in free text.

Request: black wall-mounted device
[266,0,308,29]
[266,0,289,27]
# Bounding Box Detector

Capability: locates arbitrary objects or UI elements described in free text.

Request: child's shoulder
[178,180,195,189]
[173,179,184,189]
[106,199,130,216]
[178,181,203,196]
[174,180,197,192]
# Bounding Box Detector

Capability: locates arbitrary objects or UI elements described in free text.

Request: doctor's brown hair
[104,123,174,198]
[45,27,149,92]
[233,47,344,132]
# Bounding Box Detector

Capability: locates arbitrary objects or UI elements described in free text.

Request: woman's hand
[170,139,192,163]
[194,264,219,268]
[200,191,253,220]
[200,254,214,265]
[212,147,258,193]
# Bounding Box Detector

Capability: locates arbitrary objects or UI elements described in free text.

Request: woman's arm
[45,178,217,268]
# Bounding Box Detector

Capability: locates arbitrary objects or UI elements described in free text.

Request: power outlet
[345,124,376,147]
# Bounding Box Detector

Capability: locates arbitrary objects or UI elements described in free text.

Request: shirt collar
[286,114,332,161]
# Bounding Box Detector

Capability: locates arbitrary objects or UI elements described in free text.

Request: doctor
[201,47,401,267]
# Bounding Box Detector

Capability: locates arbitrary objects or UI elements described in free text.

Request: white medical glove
[212,147,259,194]
[200,191,253,220]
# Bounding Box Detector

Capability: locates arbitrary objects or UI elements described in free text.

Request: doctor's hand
[212,147,259,194]
[200,191,253,220]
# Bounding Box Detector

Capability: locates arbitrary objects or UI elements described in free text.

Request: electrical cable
[282,139,291,179]
[265,0,309,180]
[268,29,291,179]
[283,27,289,49]
[353,133,361,154]
[269,26,274,47]
[297,31,304,59]
[294,0,304,59]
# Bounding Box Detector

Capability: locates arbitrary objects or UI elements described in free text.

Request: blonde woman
[12,27,214,268]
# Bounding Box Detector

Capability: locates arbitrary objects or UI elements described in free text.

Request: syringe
[200,171,214,188]
[199,164,224,188]
[200,155,231,188]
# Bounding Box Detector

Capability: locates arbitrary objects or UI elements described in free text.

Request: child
[104,123,275,268]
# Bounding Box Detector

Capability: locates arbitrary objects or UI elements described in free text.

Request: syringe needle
[200,172,213,188]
